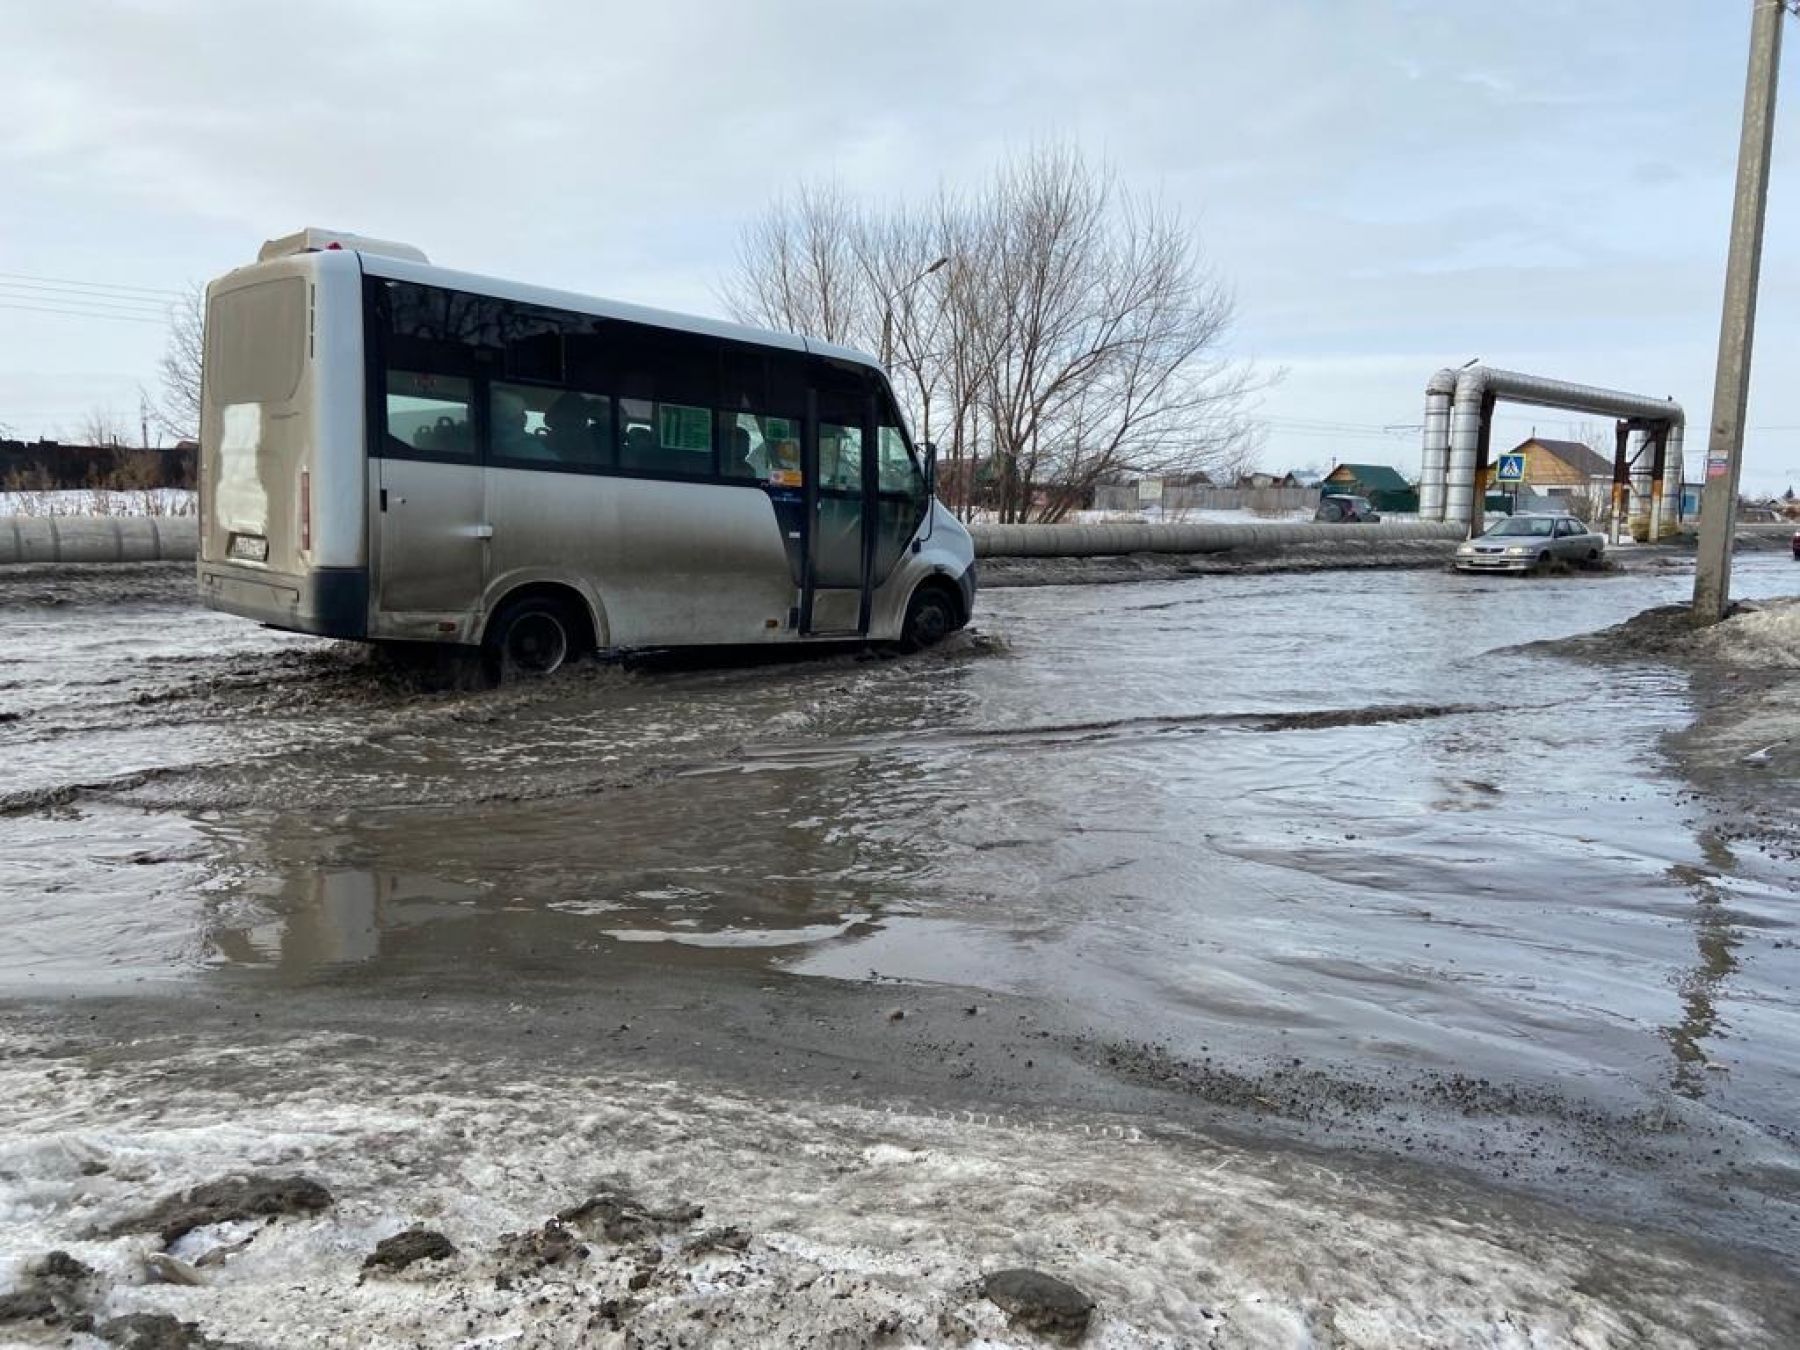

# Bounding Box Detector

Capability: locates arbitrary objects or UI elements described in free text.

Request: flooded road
[3,554,1799,1340]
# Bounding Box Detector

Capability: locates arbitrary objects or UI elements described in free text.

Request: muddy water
[3,556,1798,1262]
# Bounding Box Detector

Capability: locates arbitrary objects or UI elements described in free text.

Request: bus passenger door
[373,371,487,636]
[802,382,874,636]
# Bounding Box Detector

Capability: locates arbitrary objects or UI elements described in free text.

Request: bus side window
[719,412,800,483]
[545,390,613,468]
[490,382,612,470]
[877,425,923,496]
[818,424,866,491]
[619,398,712,477]
[385,371,473,458]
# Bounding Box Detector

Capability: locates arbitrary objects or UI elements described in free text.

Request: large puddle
[3,555,1798,1263]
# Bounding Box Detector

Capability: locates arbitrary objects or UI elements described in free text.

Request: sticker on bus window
[658,404,711,452]
[765,424,801,484]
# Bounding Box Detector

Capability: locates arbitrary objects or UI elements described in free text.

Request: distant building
[1483,437,1612,501]
[1165,469,1216,488]
[1234,470,1302,490]
[1319,462,1416,512]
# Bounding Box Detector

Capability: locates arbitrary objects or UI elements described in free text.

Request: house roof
[1328,463,1411,493]
[1516,438,1612,480]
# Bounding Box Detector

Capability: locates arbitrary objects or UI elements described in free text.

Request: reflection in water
[1661,868,1742,1100]
[192,660,964,977]
[203,868,484,971]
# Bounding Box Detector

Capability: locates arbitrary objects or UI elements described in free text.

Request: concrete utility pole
[1694,0,1787,624]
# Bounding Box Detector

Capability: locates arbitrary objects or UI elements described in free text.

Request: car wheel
[484,595,575,679]
[899,583,957,653]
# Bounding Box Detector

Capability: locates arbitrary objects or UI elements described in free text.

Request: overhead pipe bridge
[1417,365,1684,541]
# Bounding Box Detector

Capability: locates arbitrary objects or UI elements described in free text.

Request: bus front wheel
[484,595,574,679]
[899,583,958,653]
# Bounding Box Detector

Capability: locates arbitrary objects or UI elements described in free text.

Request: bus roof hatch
[257,228,430,264]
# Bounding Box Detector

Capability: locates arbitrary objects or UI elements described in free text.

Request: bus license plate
[228,533,269,562]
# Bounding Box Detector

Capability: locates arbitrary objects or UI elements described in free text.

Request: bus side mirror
[922,441,938,498]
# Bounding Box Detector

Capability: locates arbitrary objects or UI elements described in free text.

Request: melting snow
[0,1027,1789,1348]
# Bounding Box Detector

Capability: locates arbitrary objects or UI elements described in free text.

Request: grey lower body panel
[199,563,370,639]
[955,561,978,620]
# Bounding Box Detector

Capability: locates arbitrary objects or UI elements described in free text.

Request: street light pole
[1694,0,1786,624]
[880,255,949,369]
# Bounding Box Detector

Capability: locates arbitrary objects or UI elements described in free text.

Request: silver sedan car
[1454,514,1606,573]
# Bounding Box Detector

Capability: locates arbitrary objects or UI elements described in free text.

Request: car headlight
[1505,545,1532,555]
[1455,544,1475,555]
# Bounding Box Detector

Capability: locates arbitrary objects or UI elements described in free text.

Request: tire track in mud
[2,693,1500,819]
[1,634,1003,816]
[721,701,1499,770]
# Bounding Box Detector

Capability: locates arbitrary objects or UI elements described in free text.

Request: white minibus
[198,228,976,673]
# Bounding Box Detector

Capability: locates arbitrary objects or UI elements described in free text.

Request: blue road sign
[1497,453,1527,483]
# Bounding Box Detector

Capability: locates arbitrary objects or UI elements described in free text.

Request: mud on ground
[979,539,1459,587]
[0,561,197,610]
[6,554,1800,1346]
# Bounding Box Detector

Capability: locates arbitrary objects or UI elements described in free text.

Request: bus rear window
[206,277,306,404]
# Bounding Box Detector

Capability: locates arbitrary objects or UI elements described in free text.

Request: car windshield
[1485,517,1556,538]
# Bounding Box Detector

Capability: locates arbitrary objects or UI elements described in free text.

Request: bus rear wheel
[899,583,958,653]
[485,595,575,679]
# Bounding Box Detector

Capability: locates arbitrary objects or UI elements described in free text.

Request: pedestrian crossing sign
[1497,453,1527,483]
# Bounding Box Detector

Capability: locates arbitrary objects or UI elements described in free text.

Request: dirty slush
[1,555,1797,1347]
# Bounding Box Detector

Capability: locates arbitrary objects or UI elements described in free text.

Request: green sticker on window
[659,404,711,452]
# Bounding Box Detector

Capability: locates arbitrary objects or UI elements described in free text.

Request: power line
[1254,413,1404,430]
[1257,418,1414,438]
[0,269,184,299]
[0,280,175,312]
[0,293,172,320]
[0,292,173,322]
[0,300,165,326]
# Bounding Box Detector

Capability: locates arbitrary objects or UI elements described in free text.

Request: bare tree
[720,182,870,346]
[149,283,204,443]
[1572,419,1618,527]
[959,146,1254,521]
[722,142,1256,522]
[931,203,990,519]
[1207,429,1266,488]
[852,204,950,443]
[75,406,132,448]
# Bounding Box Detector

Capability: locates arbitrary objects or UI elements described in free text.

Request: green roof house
[1321,462,1416,512]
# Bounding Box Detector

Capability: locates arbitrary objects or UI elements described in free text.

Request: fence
[1090,484,1318,514]
[0,441,196,491]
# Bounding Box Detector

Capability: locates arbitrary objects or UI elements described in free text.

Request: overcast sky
[4,0,1798,493]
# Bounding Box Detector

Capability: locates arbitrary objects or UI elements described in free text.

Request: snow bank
[0,1028,1787,1348]
[0,489,195,519]
[1692,600,1800,670]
